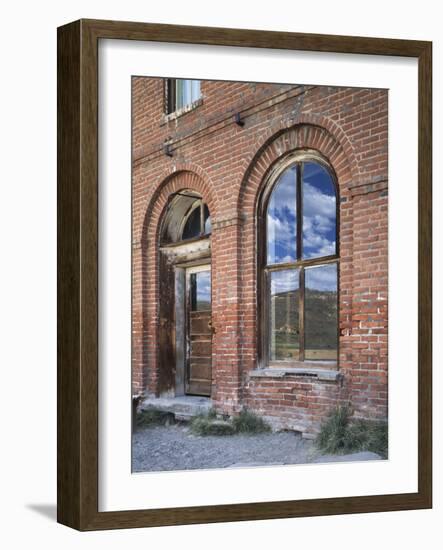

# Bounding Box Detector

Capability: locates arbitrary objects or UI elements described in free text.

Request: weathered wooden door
[186,266,212,396]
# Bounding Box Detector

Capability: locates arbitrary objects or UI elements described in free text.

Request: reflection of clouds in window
[267,167,297,264]
[305,263,337,292]
[198,280,211,302]
[264,159,338,364]
[196,272,211,307]
[302,163,336,259]
[270,269,298,295]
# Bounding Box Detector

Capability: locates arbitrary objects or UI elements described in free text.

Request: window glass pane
[191,80,201,102]
[190,271,211,311]
[183,80,192,106]
[175,79,184,110]
[203,204,211,234]
[182,206,201,240]
[304,264,338,360]
[267,166,297,264]
[269,269,299,361]
[302,162,336,259]
[175,79,200,110]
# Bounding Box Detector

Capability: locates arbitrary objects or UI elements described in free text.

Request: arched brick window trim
[237,123,355,374]
[136,168,215,395]
[140,164,217,246]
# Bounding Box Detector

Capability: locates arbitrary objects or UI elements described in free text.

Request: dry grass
[316,405,388,458]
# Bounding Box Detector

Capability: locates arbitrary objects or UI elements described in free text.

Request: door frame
[184,263,212,396]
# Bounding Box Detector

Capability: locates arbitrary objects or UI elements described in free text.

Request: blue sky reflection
[267,166,297,264]
[302,162,336,259]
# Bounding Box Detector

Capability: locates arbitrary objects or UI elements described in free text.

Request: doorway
[185,265,212,396]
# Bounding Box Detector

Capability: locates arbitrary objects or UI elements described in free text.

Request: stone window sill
[161,97,203,124]
[249,367,342,382]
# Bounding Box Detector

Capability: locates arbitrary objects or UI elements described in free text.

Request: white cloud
[303,180,336,219]
[302,181,336,258]
[305,264,337,291]
[266,166,337,263]
[270,270,298,295]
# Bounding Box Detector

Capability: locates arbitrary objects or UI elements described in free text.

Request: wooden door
[186,267,212,396]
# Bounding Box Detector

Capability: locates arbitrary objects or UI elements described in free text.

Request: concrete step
[140,395,212,420]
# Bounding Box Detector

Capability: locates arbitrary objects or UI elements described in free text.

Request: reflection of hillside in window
[264,157,338,365]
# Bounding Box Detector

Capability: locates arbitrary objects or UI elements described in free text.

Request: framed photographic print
[57,19,432,530]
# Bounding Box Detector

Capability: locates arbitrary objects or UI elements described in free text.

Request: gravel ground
[132,424,382,472]
[132,424,312,472]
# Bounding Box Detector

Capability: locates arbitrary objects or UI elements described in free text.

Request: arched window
[160,191,211,245]
[262,155,338,366]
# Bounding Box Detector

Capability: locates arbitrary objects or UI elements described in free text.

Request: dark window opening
[182,206,201,240]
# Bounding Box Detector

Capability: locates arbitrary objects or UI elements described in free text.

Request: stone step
[140,395,212,420]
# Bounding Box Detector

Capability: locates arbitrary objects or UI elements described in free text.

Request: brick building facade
[132,78,388,436]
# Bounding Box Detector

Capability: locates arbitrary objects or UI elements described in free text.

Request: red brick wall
[132,79,388,434]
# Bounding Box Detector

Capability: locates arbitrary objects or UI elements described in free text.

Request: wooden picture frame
[57,19,432,530]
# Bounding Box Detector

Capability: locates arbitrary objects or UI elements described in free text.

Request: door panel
[190,312,212,334]
[186,268,212,396]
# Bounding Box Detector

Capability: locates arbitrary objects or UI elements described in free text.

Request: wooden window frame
[165,78,176,114]
[258,151,340,369]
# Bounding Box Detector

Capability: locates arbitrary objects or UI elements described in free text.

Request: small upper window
[160,191,211,245]
[166,79,201,114]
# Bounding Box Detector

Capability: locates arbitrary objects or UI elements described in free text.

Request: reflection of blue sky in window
[305,263,337,292]
[302,163,336,259]
[270,269,299,295]
[267,166,297,264]
[196,271,211,305]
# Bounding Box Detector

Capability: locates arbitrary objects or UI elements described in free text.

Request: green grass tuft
[206,407,217,419]
[190,416,235,436]
[316,405,388,458]
[190,408,271,436]
[232,408,271,434]
[136,409,175,428]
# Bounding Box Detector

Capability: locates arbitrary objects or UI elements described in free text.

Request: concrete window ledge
[161,97,204,124]
[249,367,343,382]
